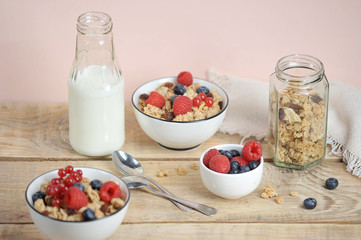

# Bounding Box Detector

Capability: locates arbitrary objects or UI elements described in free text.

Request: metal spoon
[122,175,217,216]
[112,150,191,211]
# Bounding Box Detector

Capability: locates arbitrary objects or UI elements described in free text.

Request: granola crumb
[191,163,199,170]
[275,197,284,204]
[157,169,169,178]
[177,165,187,176]
[261,185,278,199]
[290,191,299,197]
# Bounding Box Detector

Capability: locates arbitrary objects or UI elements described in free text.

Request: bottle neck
[275,54,324,85]
[75,12,115,63]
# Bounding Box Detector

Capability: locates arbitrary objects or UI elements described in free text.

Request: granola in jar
[268,54,329,170]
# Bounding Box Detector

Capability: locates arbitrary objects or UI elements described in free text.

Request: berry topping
[51,197,61,207]
[205,97,214,107]
[51,178,62,185]
[196,86,210,95]
[173,96,192,116]
[221,150,233,160]
[198,93,207,101]
[90,179,103,190]
[325,178,338,190]
[303,197,317,209]
[209,155,231,174]
[192,96,202,107]
[230,149,241,157]
[64,176,76,187]
[82,208,96,221]
[46,184,60,196]
[58,168,66,178]
[65,187,89,210]
[177,71,193,86]
[242,141,263,161]
[239,165,251,173]
[203,148,221,168]
[230,160,240,170]
[228,168,240,174]
[145,91,165,108]
[32,191,46,204]
[231,156,249,166]
[173,84,186,95]
[249,160,260,170]
[100,181,122,203]
[73,183,85,192]
[170,95,179,106]
[65,165,74,174]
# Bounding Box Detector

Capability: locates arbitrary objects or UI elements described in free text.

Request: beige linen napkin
[208,70,361,177]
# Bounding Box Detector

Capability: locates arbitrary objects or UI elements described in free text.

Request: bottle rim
[275,54,324,84]
[77,12,113,35]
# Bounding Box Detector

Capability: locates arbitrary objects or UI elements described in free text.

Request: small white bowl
[25,167,130,240]
[132,77,229,150]
[199,144,263,199]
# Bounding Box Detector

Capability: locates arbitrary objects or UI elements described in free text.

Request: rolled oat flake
[268,54,329,170]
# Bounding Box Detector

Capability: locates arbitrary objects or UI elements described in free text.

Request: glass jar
[68,12,125,156]
[268,54,329,170]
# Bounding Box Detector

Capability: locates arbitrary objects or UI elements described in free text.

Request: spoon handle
[144,176,192,212]
[145,186,217,216]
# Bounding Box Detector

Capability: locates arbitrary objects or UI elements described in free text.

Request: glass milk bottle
[68,12,125,156]
[268,54,329,170]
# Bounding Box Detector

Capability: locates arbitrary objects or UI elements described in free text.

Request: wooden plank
[1,223,361,240]
[0,102,340,161]
[1,160,360,224]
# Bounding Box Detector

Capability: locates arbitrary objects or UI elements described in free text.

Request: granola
[34,178,124,222]
[269,87,327,166]
[138,81,223,122]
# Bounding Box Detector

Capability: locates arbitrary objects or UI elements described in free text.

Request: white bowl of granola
[25,167,130,240]
[132,75,229,150]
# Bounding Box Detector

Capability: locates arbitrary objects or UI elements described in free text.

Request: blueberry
[249,160,260,170]
[303,197,317,209]
[196,86,210,95]
[230,160,240,170]
[239,165,251,173]
[90,179,102,190]
[73,183,85,192]
[228,168,240,174]
[173,84,186,95]
[221,150,233,160]
[82,208,96,221]
[218,149,223,154]
[230,149,241,157]
[171,95,179,106]
[325,178,338,190]
[32,191,46,204]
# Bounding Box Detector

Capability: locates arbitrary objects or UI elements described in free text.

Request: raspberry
[209,155,230,174]
[203,148,221,168]
[242,141,263,161]
[177,71,193,86]
[145,91,165,108]
[99,181,122,203]
[65,187,89,210]
[231,156,249,166]
[173,96,192,116]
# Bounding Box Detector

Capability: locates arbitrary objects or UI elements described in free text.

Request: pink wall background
[1,0,360,102]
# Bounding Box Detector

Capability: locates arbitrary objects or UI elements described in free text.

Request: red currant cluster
[45,165,83,207]
[192,93,214,108]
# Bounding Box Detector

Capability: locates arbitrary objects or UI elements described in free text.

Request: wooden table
[1,102,360,240]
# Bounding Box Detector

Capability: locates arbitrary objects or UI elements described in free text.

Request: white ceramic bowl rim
[25,167,131,224]
[200,144,264,177]
[131,76,229,124]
